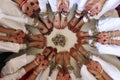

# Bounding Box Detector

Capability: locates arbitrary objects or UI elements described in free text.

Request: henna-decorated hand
[37,59,48,70]
[34,55,45,65]
[89,2,103,16]
[48,48,57,61]
[57,0,69,12]
[97,37,109,44]
[96,32,110,39]
[70,48,82,61]
[21,0,40,17]
[63,71,71,80]
[56,52,63,65]
[12,30,26,43]
[42,46,53,57]
[29,41,46,48]
[38,21,49,35]
[86,59,102,76]
[84,0,99,12]
[63,51,70,66]
[57,70,64,80]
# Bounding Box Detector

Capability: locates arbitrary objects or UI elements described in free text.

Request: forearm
[24,61,37,73]
[0,26,16,35]
[99,0,107,5]
[108,30,120,37]
[102,71,112,80]
[109,40,120,45]
[0,36,13,42]
[27,67,42,80]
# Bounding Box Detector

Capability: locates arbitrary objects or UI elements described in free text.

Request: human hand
[86,59,102,76]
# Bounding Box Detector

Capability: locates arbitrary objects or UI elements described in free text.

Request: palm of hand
[87,60,102,75]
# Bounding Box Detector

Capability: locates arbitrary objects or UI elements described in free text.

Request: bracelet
[96,74,102,79]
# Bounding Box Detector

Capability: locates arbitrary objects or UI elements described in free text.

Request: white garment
[77,0,88,12]
[48,0,78,12]
[90,55,120,80]
[38,0,48,12]
[48,68,59,80]
[1,54,36,76]
[0,0,35,33]
[0,41,26,53]
[0,68,26,80]
[36,71,42,80]
[80,65,97,80]
[39,66,50,80]
[88,18,120,57]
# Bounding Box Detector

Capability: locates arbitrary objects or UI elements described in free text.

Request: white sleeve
[80,65,97,80]
[97,18,120,32]
[90,55,120,80]
[39,66,50,80]
[0,41,26,53]
[1,54,35,76]
[0,68,26,80]
[38,0,48,12]
[1,54,27,76]
[48,0,57,12]
[77,0,88,11]
[94,42,120,57]
[0,9,34,26]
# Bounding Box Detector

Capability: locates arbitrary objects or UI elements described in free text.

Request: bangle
[34,60,39,65]
[95,68,104,79]
[85,51,92,59]
[96,74,102,79]
[56,64,62,70]
[33,71,38,76]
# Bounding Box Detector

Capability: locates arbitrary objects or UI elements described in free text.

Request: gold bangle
[95,68,104,79]
[96,74,102,79]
